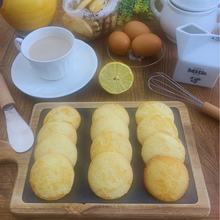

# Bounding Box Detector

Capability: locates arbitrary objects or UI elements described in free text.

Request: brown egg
[124,21,150,41]
[131,33,162,57]
[108,31,131,55]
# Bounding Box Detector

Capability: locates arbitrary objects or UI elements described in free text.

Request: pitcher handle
[212,7,220,34]
[14,38,23,52]
[150,0,165,19]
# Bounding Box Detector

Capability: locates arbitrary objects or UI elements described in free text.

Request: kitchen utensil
[148,72,220,120]
[0,73,34,152]
[6,102,210,218]
[150,0,219,43]
[173,23,220,88]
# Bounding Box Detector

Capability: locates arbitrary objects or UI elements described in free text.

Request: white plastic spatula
[0,73,34,153]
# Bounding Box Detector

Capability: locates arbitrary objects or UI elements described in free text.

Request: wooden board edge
[176,102,211,212]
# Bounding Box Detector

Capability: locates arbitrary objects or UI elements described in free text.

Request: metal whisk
[148,72,219,120]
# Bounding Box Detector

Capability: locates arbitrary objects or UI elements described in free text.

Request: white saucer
[11,39,98,98]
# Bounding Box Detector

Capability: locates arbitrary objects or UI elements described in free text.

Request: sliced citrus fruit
[98,62,134,94]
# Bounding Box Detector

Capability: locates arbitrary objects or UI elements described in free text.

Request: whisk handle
[201,102,220,120]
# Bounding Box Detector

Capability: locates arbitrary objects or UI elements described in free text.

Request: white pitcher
[151,0,219,43]
[173,23,220,88]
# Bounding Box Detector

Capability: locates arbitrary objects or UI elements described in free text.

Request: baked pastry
[135,101,174,125]
[90,131,132,162]
[90,114,129,141]
[144,155,189,202]
[141,132,185,164]
[137,114,178,145]
[34,134,77,167]
[62,16,93,38]
[92,103,130,125]
[88,152,133,199]
[43,105,81,130]
[37,121,77,145]
[30,153,74,200]
[76,0,94,9]
[89,0,107,13]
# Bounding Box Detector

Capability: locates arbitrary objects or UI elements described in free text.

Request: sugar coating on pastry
[88,152,133,199]
[34,134,77,167]
[90,131,132,162]
[92,103,130,125]
[30,153,74,201]
[43,105,81,130]
[144,155,189,202]
[137,114,178,145]
[37,121,77,145]
[90,115,129,141]
[141,132,185,164]
[135,101,174,125]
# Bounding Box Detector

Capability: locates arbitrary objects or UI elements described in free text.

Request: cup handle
[14,38,23,52]
[150,0,165,19]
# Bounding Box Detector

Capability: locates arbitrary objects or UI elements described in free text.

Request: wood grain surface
[0,1,219,220]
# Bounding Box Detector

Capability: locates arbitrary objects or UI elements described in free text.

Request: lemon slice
[99,62,134,94]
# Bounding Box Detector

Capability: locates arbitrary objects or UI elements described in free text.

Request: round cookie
[144,155,189,202]
[90,115,129,141]
[43,105,81,130]
[137,114,178,145]
[92,103,130,125]
[30,153,74,201]
[141,132,185,164]
[88,152,133,199]
[37,121,77,144]
[90,131,132,162]
[135,101,174,125]
[34,134,77,167]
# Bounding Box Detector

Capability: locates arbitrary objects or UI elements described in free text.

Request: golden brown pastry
[34,134,77,167]
[135,101,174,125]
[92,103,130,126]
[88,152,133,199]
[137,114,178,145]
[30,153,74,200]
[90,114,129,141]
[43,105,81,130]
[144,155,189,202]
[90,131,132,162]
[37,121,77,145]
[141,132,185,164]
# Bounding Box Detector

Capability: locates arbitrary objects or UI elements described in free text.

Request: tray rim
[9,101,210,218]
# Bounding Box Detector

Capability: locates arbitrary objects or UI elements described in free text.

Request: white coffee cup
[14,26,75,80]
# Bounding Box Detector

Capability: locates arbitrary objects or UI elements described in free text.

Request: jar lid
[170,0,219,11]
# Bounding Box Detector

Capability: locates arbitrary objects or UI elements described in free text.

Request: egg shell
[131,33,162,57]
[108,31,131,55]
[124,21,150,41]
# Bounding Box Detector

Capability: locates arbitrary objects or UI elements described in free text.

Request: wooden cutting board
[0,101,210,218]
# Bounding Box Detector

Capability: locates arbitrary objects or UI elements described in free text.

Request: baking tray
[7,102,210,218]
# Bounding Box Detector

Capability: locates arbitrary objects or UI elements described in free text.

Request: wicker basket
[62,1,118,41]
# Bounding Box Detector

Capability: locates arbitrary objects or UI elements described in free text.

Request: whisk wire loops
[148,72,204,108]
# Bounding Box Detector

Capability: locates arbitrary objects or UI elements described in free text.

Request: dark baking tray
[22,107,198,204]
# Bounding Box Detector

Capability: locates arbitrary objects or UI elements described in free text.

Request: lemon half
[99,62,134,94]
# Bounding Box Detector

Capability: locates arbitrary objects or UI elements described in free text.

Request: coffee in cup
[14,26,75,80]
